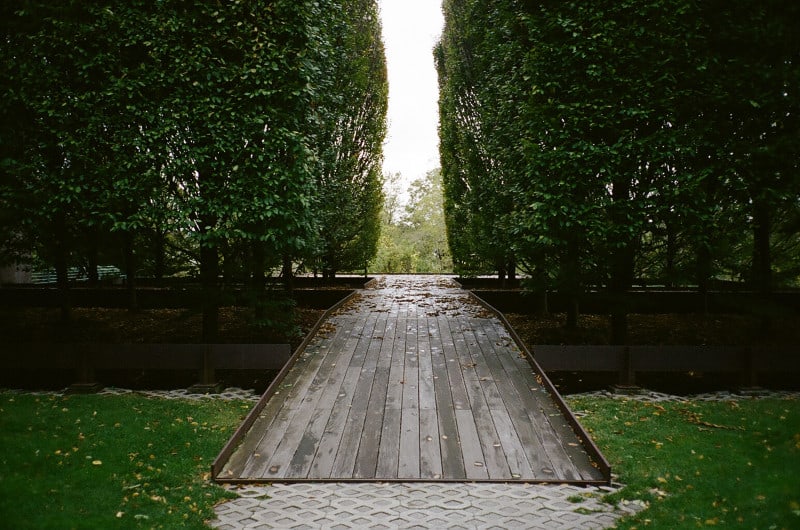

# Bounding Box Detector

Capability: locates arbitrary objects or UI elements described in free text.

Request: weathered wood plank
[461,375,512,479]
[256,321,355,478]
[429,317,466,479]
[418,318,436,410]
[437,316,470,410]
[455,409,489,480]
[353,367,389,478]
[418,408,443,479]
[375,407,401,478]
[236,323,346,478]
[384,317,405,410]
[402,317,420,411]
[398,405,420,478]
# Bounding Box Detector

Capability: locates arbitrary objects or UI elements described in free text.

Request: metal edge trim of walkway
[213,477,608,486]
[211,290,359,481]
[468,291,613,485]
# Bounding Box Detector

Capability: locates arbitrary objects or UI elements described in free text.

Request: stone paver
[210,482,646,530]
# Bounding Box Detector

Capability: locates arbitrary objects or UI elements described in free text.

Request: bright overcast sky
[378,0,444,184]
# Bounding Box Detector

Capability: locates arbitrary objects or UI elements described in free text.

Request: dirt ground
[0,306,325,347]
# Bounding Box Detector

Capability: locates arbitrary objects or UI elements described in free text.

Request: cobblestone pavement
[1,386,261,402]
[210,482,646,530]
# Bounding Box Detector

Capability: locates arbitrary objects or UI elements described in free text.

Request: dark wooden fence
[0,343,292,390]
[469,292,800,388]
[531,344,800,387]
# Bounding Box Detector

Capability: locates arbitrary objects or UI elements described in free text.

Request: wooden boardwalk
[213,276,609,484]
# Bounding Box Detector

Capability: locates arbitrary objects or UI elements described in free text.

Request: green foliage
[372,169,453,273]
[0,392,250,529]
[568,396,800,529]
[1,1,389,330]
[308,0,388,277]
[437,1,800,295]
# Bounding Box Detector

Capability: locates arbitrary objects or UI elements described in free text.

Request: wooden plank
[285,405,332,478]
[460,323,533,479]
[375,407,401,478]
[455,409,489,480]
[418,318,436,410]
[234,334,338,478]
[328,401,369,477]
[402,317,420,411]
[353,367,389,478]
[487,407,535,480]
[384,317,405,410]
[437,316,470,410]
[330,327,377,475]
[429,317,466,479]
[398,405,421,478]
[418,408,443,479]
[285,318,365,478]
[461,374,512,479]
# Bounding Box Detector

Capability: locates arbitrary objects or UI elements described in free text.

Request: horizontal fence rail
[0,343,292,389]
[532,345,800,387]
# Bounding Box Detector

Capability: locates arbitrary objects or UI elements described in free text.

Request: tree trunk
[561,238,581,330]
[252,241,266,320]
[86,228,99,287]
[695,239,712,315]
[665,221,676,288]
[609,179,635,345]
[752,198,773,333]
[51,217,71,323]
[122,231,138,311]
[751,198,773,295]
[153,230,166,285]
[54,244,71,323]
[200,238,220,342]
[507,259,517,281]
[282,254,294,292]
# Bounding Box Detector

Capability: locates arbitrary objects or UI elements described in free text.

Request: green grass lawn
[1,391,797,529]
[0,392,252,529]
[567,395,800,529]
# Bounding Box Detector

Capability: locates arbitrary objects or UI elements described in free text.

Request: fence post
[618,346,635,386]
[742,346,758,388]
[67,344,103,393]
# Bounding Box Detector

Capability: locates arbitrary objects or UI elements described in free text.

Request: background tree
[372,168,453,273]
[437,0,800,341]
[311,0,388,278]
[0,0,389,340]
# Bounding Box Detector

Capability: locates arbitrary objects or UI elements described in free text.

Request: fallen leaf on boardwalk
[474,462,484,467]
